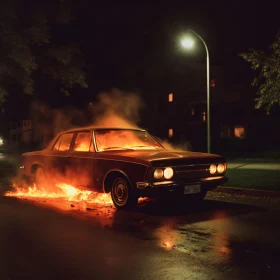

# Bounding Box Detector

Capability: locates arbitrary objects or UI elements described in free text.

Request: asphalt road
[1,192,280,280]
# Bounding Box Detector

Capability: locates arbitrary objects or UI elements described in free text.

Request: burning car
[20,127,227,209]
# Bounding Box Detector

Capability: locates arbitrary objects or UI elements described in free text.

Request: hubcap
[113,180,128,206]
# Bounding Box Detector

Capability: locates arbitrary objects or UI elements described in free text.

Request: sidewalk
[227,161,280,170]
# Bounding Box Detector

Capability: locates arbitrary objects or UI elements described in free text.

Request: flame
[75,142,91,152]
[163,241,173,251]
[95,129,162,151]
[5,182,113,205]
[73,132,92,152]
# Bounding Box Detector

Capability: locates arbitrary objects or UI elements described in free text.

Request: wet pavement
[0,192,280,279]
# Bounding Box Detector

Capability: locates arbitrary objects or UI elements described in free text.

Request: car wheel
[111,177,138,210]
[34,167,48,190]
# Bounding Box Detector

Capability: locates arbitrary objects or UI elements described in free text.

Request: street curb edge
[211,186,280,198]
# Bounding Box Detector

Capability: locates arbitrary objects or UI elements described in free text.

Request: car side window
[73,132,92,152]
[53,136,62,151]
[54,133,74,152]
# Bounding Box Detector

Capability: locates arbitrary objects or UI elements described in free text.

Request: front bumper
[136,176,228,197]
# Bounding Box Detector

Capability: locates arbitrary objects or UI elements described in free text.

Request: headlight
[217,163,225,173]
[209,164,217,174]
[154,168,164,179]
[163,167,174,179]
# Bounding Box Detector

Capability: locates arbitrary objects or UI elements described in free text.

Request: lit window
[168,93,173,102]
[202,111,206,121]
[191,108,195,116]
[234,126,245,138]
[168,129,173,138]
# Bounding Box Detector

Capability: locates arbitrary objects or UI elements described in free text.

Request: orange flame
[5,182,113,205]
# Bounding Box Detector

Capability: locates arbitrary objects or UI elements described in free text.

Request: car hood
[100,149,226,167]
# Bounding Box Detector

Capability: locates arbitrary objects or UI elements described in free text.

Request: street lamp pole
[188,29,211,153]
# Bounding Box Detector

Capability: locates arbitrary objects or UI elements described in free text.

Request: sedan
[20,127,228,209]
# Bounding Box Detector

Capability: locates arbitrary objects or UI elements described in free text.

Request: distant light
[0,137,3,146]
[191,108,195,116]
[168,129,173,138]
[202,111,206,122]
[181,38,194,48]
[168,93,173,102]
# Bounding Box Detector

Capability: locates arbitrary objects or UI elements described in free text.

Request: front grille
[175,164,210,179]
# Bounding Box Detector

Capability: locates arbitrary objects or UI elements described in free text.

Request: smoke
[91,88,143,128]
[29,87,191,151]
[30,88,144,147]
[156,138,191,152]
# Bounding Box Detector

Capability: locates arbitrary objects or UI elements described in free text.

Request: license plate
[184,184,201,194]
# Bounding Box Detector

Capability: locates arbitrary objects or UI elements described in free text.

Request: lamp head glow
[0,137,3,146]
[181,38,194,48]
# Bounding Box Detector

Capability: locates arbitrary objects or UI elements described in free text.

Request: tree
[240,31,280,114]
[0,0,87,107]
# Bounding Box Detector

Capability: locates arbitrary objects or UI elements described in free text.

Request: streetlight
[181,29,211,153]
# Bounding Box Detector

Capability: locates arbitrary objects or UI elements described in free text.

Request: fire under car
[20,127,228,209]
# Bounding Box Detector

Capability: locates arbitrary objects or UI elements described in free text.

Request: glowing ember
[163,241,173,251]
[5,182,113,205]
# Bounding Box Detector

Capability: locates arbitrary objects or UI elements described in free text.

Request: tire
[111,177,138,210]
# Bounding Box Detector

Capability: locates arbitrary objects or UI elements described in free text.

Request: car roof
[45,126,146,150]
[63,126,146,133]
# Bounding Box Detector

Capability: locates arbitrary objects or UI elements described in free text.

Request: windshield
[94,129,164,151]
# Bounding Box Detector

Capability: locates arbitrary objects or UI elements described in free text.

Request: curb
[211,186,280,198]
[227,158,280,162]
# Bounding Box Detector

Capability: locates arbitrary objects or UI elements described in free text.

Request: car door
[70,130,95,190]
[50,132,75,184]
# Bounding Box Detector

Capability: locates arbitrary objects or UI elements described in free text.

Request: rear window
[53,133,74,151]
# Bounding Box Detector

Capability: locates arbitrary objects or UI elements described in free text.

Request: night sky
[75,1,280,96]
[4,1,280,116]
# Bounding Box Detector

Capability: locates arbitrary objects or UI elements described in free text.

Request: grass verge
[224,169,280,191]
